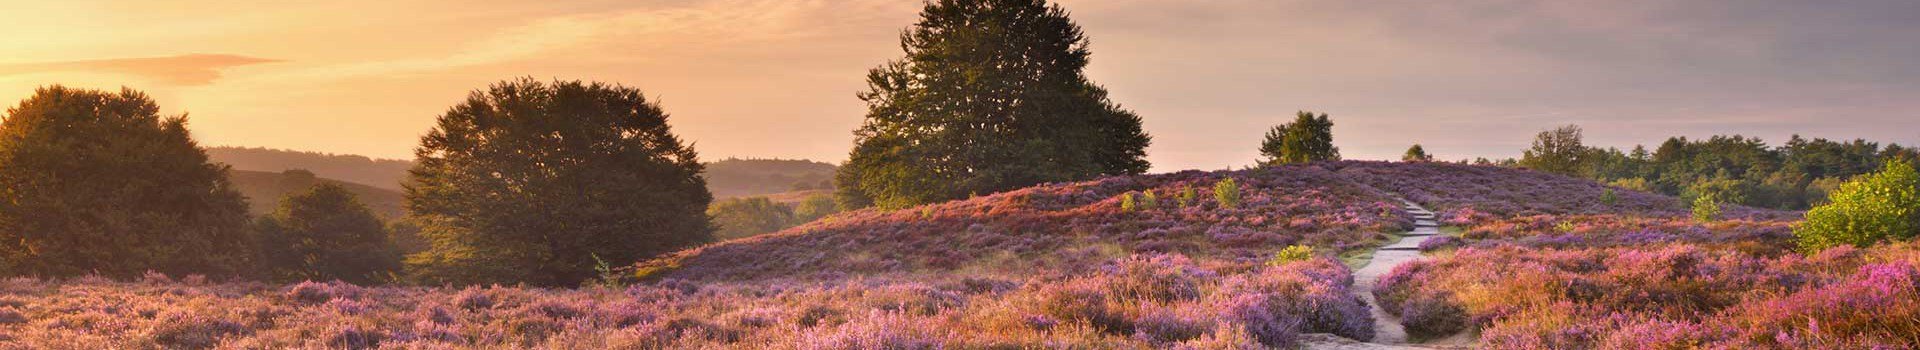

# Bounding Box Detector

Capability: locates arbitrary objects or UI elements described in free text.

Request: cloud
[0,54,280,85]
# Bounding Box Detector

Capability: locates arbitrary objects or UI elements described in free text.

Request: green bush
[1214,178,1242,209]
[1177,186,1197,208]
[1120,192,1138,213]
[1140,190,1159,210]
[1266,245,1314,266]
[1600,188,1618,206]
[255,183,401,284]
[1794,160,1920,252]
[1692,193,1722,223]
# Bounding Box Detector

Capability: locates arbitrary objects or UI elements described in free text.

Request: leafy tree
[835,0,1152,210]
[793,193,840,223]
[1260,111,1340,166]
[1519,125,1587,176]
[404,79,714,286]
[255,183,400,283]
[1403,144,1434,162]
[1692,193,1723,223]
[0,86,253,278]
[1795,160,1920,252]
[709,197,796,240]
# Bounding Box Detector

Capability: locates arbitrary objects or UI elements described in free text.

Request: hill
[704,158,837,199]
[228,169,406,219]
[208,148,837,199]
[209,147,413,190]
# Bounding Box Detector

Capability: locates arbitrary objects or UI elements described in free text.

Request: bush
[1692,194,1722,223]
[1600,188,1617,206]
[793,193,840,223]
[1795,160,1920,252]
[255,183,400,284]
[1265,246,1313,266]
[1121,192,1139,213]
[1215,178,1242,209]
[1177,185,1197,208]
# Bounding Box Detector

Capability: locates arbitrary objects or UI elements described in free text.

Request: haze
[3,0,1916,171]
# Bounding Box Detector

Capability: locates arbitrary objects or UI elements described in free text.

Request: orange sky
[4,0,1917,171]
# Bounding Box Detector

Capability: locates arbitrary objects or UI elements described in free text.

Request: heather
[0,254,1371,349]
[644,163,1411,283]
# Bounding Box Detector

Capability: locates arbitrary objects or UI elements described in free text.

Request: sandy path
[1340,200,1443,346]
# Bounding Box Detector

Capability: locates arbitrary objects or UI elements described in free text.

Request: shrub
[1795,160,1920,252]
[1265,246,1313,266]
[1215,178,1242,209]
[1600,188,1617,206]
[1177,185,1197,208]
[255,183,401,284]
[1121,192,1139,213]
[1692,194,1722,223]
[1142,190,1160,210]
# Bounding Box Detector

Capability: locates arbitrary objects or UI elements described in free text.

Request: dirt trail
[1308,200,1454,349]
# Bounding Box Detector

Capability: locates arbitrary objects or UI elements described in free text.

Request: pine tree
[404,79,714,286]
[0,86,254,277]
[835,0,1151,210]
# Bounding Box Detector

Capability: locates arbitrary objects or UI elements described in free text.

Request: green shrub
[1141,190,1159,210]
[1177,186,1197,208]
[1600,188,1617,206]
[1266,245,1313,266]
[1794,160,1920,252]
[1120,192,1138,213]
[1214,178,1242,209]
[1692,193,1722,223]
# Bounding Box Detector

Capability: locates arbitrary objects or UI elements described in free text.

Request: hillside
[228,169,406,219]
[7,161,1883,349]
[705,158,837,199]
[209,147,413,190]
[208,148,837,200]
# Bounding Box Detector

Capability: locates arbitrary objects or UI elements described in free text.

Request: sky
[2,0,1916,172]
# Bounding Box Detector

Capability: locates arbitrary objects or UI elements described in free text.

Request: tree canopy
[403,78,714,286]
[1403,144,1434,162]
[0,86,253,277]
[256,183,399,283]
[1519,125,1586,176]
[1259,111,1339,166]
[835,0,1151,210]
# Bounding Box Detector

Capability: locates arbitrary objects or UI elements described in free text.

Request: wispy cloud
[0,54,280,85]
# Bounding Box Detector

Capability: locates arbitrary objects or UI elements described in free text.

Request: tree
[1403,144,1434,162]
[835,0,1152,210]
[404,79,714,286]
[256,183,399,283]
[793,193,840,223]
[1794,160,1920,252]
[1260,111,1340,166]
[1519,125,1587,176]
[0,86,254,278]
[708,197,796,240]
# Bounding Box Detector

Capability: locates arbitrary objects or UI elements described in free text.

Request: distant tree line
[1511,124,1920,210]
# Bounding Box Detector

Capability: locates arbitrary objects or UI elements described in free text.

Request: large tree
[1259,111,1340,166]
[0,86,253,277]
[256,183,400,284]
[404,79,713,286]
[1520,124,1588,176]
[836,0,1151,210]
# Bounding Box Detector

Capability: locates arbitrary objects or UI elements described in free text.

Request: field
[0,162,1910,349]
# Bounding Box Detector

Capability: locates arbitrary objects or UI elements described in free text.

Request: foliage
[1214,177,1242,209]
[1691,193,1722,223]
[709,197,797,240]
[1600,188,1617,206]
[1517,131,1920,210]
[0,86,253,278]
[1265,245,1313,266]
[1119,192,1139,213]
[1176,185,1197,208]
[255,183,401,284]
[1259,111,1340,166]
[835,0,1151,210]
[1519,125,1586,175]
[403,78,714,287]
[793,193,841,223]
[1402,144,1434,162]
[1795,160,1920,252]
[704,158,837,199]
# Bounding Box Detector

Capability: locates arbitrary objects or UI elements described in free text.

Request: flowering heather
[0,254,1373,348]
[644,164,1412,282]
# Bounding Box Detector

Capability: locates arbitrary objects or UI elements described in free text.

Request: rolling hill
[207,147,839,200]
[227,169,406,219]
